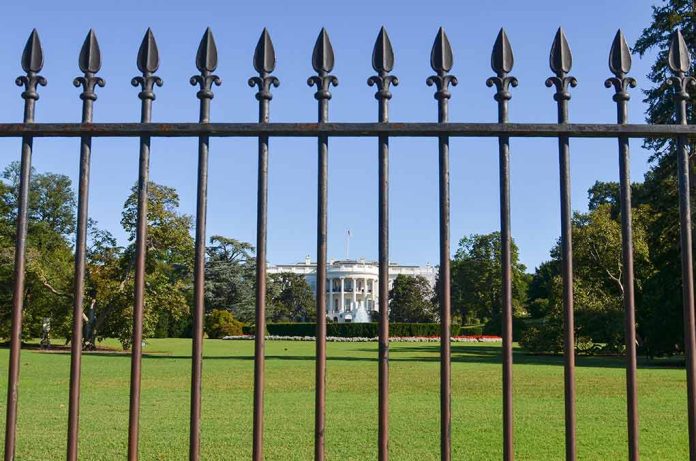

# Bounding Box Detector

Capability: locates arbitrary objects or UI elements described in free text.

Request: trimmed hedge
[243,322,486,338]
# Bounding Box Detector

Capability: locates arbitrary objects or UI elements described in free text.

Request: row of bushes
[241,322,485,338]
[203,309,538,340]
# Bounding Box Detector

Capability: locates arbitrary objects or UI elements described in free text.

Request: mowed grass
[0,338,690,460]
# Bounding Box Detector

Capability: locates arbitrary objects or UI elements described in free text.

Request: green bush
[204,309,244,339]
[519,325,563,354]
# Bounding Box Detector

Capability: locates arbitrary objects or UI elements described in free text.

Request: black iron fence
[2,25,696,461]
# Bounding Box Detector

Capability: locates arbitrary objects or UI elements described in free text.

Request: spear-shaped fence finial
[74,29,105,103]
[308,28,338,102]
[546,27,577,103]
[667,29,695,103]
[132,28,163,102]
[604,30,635,102]
[16,29,47,104]
[190,27,221,107]
[249,28,279,105]
[486,28,517,104]
[368,26,398,109]
[426,27,457,102]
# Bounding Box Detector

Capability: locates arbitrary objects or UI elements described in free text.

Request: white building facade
[268,257,437,323]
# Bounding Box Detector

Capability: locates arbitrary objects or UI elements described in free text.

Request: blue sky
[0,0,661,271]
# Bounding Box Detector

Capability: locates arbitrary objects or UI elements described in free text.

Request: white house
[268,257,437,323]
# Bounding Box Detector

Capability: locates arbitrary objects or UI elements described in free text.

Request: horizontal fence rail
[1,23,695,461]
[0,123,692,138]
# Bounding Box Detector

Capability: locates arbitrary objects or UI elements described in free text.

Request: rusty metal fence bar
[307,27,337,461]
[427,27,456,461]
[487,28,517,461]
[1,25,695,461]
[367,26,398,461]
[605,29,640,461]
[546,27,579,461]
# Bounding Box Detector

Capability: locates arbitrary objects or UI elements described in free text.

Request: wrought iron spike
[22,29,44,74]
[430,27,453,74]
[196,27,218,73]
[372,26,394,73]
[74,29,105,101]
[79,29,101,74]
[308,28,338,100]
[668,29,691,74]
[137,28,159,74]
[253,28,276,74]
[608,29,631,77]
[191,28,221,101]
[312,28,334,74]
[550,27,572,75]
[491,28,514,75]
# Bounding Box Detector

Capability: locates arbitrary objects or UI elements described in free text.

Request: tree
[96,181,194,348]
[523,202,653,352]
[266,272,315,322]
[450,232,528,325]
[204,235,256,322]
[633,0,696,355]
[0,163,75,341]
[388,274,437,323]
[526,260,558,319]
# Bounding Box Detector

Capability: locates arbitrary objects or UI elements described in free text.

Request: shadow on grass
[18,342,685,370]
[41,343,682,370]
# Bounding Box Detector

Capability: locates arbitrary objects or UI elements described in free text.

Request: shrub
[205,309,244,339]
[519,325,563,353]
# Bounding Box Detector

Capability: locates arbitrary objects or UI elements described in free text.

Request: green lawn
[0,338,690,460]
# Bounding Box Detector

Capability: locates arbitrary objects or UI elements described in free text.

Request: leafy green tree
[388,274,437,323]
[266,272,315,322]
[204,235,256,322]
[526,260,558,319]
[0,163,75,340]
[633,0,696,355]
[451,232,528,325]
[98,182,194,348]
[523,202,653,352]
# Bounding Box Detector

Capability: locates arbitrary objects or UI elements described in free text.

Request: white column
[352,278,357,309]
[372,277,377,311]
[363,277,368,309]
[340,277,345,313]
[328,276,333,314]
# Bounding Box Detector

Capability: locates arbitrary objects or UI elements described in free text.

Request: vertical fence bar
[249,28,278,461]
[368,27,398,461]
[4,29,46,461]
[667,29,696,461]
[67,30,104,461]
[307,28,338,461]
[426,27,457,461]
[188,28,220,461]
[545,28,577,461]
[605,29,639,461]
[128,28,162,461]
[487,28,517,461]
